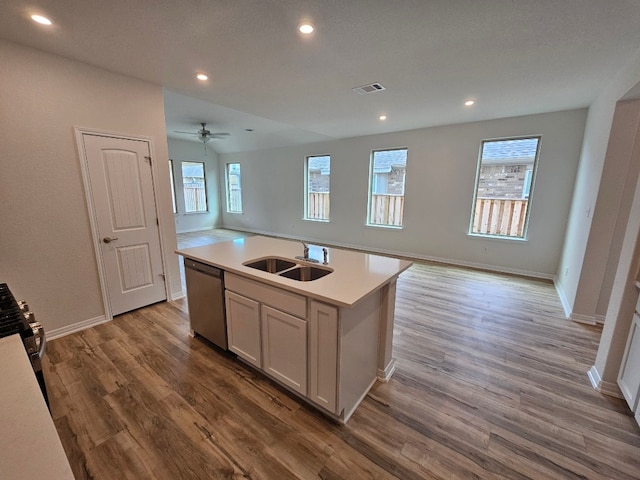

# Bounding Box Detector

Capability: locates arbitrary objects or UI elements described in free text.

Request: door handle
[103,237,119,244]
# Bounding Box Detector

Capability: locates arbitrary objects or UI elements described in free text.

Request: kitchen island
[177,235,412,422]
[0,335,74,479]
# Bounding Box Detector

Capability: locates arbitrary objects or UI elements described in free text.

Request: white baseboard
[47,315,110,340]
[222,227,554,280]
[170,289,185,301]
[571,313,598,325]
[377,358,397,383]
[552,281,605,324]
[587,365,623,398]
[554,280,573,319]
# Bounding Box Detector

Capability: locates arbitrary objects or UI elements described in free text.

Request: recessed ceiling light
[299,23,314,34]
[464,100,475,106]
[196,73,208,81]
[31,14,52,26]
[379,115,387,121]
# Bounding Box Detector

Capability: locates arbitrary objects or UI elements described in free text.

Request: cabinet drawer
[226,273,306,318]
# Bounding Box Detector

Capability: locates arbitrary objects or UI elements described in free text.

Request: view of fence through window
[368,148,408,227]
[305,155,330,221]
[470,137,541,238]
[226,163,242,213]
[181,161,207,213]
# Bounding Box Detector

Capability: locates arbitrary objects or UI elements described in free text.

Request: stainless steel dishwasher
[184,258,228,350]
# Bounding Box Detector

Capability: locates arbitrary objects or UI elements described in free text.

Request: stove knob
[24,311,35,323]
[17,300,29,313]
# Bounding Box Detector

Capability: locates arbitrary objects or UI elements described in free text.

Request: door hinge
[156,218,159,225]
[145,155,152,165]
[159,273,165,280]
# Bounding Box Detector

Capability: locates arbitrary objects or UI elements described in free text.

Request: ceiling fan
[175,122,230,144]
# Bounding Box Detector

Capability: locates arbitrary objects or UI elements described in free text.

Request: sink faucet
[323,248,328,265]
[295,240,319,263]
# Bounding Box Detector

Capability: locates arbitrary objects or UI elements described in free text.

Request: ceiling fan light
[31,14,52,25]
[299,23,314,34]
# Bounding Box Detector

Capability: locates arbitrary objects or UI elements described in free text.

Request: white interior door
[82,134,166,316]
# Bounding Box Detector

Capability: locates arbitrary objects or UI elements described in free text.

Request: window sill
[226,211,243,215]
[467,232,528,243]
[303,218,330,223]
[365,223,404,230]
[184,211,210,215]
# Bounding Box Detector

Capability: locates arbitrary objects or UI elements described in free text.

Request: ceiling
[3,0,640,154]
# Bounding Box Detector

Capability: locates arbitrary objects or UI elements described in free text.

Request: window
[181,161,208,213]
[304,155,330,221]
[226,163,242,213]
[469,136,541,239]
[367,148,408,227]
[169,159,177,213]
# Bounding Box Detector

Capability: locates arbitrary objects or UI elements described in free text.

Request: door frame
[75,127,171,320]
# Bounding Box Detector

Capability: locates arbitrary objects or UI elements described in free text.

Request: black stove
[0,283,32,338]
[0,283,48,405]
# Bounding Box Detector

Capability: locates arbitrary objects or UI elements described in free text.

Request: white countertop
[0,335,74,480]
[177,236,412,307]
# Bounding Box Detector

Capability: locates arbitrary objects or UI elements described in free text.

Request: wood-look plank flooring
[44,232,640,479]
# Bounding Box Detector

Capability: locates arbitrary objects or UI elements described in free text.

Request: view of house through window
[169,159,176,213]
[181,161,208,213]
[470,137,541,238]
[226,163,242,213]
[305,155,330,221]
[367,148,408,227]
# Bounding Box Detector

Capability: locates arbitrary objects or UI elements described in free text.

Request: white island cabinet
[177,235,412,422]
[618,282,640,427]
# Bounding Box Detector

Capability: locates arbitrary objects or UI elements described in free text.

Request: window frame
[225,162,243,214]
[168,159,177,214]
[468,135,542,240]
[181,161,208,214]
[366,147,408,229]
[304,154,331,222]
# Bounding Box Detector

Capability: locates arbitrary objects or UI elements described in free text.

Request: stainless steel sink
[243,257,297,273]
[279,265,333,281]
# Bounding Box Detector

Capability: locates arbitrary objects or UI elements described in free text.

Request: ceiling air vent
[352,83,386,95]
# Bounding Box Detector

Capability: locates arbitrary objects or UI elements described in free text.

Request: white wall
[220,109,587,278]
[557,46,640,322]
[0,39,181,333]
[590,119,640,395]
[168,138,220,233]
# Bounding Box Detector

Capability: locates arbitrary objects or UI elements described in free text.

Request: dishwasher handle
[184,259,223,278]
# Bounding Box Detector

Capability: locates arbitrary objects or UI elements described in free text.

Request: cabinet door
[309,301,338,413]
[225,290,261,368]
[619,313,640,413]
[261,305,307,395]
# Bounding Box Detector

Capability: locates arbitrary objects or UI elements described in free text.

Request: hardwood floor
[176,229,253,250]
[44,243,640,479]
